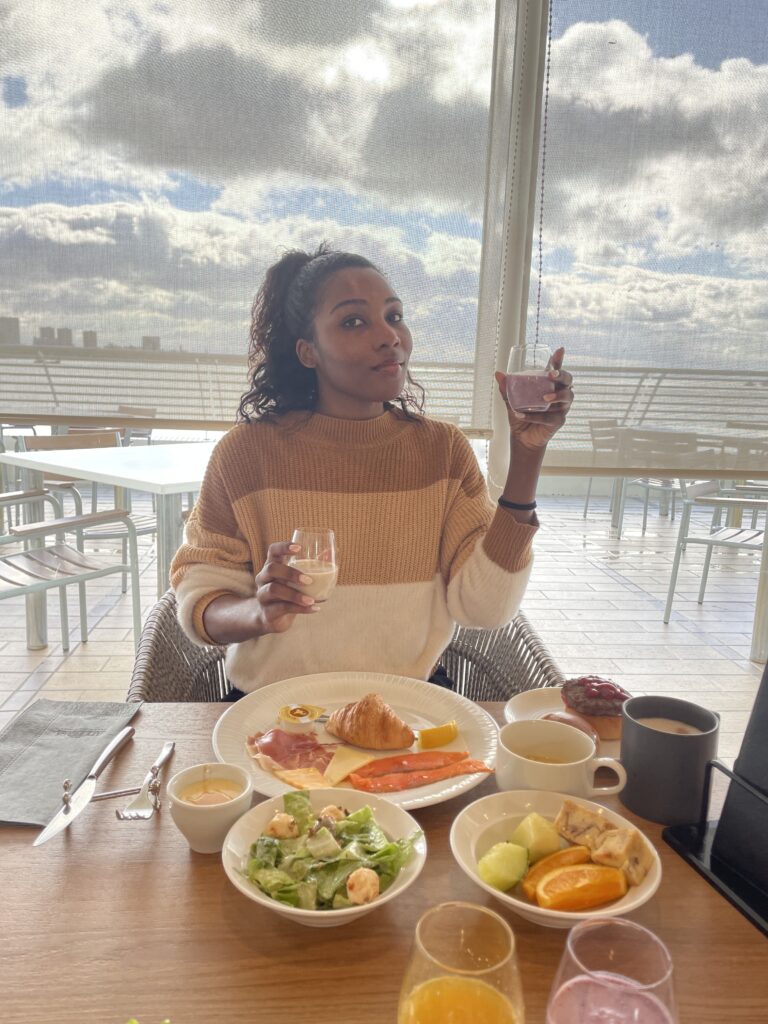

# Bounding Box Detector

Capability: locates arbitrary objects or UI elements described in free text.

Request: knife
[33,725,135,846]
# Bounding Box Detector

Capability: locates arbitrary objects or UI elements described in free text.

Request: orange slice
[521,845,591,902]
[418,720,458,749]
[535,864,627,911]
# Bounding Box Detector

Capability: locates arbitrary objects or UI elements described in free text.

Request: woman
[170,244,573,694]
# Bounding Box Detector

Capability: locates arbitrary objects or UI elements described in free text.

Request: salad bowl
[222,788,427,928]
[450,789,662,929]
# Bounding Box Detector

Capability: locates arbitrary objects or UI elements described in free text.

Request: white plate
[503,687,620,758]
[212,672,498,810]
[222,789,427,928]
[450,789,662,929]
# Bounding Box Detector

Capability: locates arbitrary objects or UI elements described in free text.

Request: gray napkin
[0,699,142,827]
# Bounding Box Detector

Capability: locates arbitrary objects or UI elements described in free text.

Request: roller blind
[0,0,511,436]
[487,0,768,481]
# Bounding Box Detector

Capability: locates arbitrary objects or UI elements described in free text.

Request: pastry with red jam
[561,676,632,740]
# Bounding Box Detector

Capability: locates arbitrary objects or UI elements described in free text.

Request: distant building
[82,330,98,348]
[37,326,55,344]
[56,327,73,346]
[0,316,21,345]
[142,335,161,351]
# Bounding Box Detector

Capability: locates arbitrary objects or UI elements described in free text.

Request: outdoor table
[0,442,215,641]
[2,702,766,1024]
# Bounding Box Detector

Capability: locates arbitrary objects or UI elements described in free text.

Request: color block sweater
[170,410,537,692]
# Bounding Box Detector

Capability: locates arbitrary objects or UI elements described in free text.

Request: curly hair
[237,242,425,421]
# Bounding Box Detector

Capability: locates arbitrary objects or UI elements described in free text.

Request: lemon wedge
[418,720,458,749]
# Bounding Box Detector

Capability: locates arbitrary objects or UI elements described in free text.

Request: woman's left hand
[495,346,574,451]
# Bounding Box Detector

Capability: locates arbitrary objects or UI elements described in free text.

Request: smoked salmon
[349,759,492,792]
[352,750,471,779]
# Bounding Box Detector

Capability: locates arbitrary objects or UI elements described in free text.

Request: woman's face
[296,266,413,419]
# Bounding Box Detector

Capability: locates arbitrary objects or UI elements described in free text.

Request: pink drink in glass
[547,973,675,1024]
[505,369,553,413]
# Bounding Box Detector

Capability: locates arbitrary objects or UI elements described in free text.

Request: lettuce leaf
[313,859,361,903]
[248,835,280,871]
[283,790,315,834]
[305,826,342,859]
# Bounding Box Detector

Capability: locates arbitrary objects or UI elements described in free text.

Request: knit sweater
[170,409,537,692]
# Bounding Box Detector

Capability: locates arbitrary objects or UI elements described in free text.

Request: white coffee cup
[496,720,627,797]
[167,762,253,854]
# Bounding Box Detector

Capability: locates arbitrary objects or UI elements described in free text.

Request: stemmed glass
[398,902,525,1023]
[288,528,338,604]
[546,918,678,1024]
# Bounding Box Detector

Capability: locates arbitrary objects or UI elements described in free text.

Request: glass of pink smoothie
[547,918,678,1024]
[505,344,556,413]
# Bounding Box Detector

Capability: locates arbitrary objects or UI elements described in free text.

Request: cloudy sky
[1,0,766,380]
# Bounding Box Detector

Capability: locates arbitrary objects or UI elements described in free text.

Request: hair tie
[498,497,537,511]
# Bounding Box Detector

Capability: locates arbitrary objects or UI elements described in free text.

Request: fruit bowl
[449,790,662,929]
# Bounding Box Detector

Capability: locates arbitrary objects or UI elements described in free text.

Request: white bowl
[221,788,427,928]
[449,790,662,929]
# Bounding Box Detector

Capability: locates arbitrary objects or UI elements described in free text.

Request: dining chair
[582,421,682,536]
[583,418,621,520]
[18,432,156,592]
[0,487,142,652]
[663,481,767,624]
[116,404,156,446]
[127,590,565,703]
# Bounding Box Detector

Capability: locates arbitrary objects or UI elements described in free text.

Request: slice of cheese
[323,746,377,786]
[272,767,328,790]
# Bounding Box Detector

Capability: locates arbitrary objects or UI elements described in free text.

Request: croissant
[326,693,415,750]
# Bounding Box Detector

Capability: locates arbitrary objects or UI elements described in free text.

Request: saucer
[503,687,620,759]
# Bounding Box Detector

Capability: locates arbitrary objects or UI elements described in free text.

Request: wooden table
[2,703,766,1024]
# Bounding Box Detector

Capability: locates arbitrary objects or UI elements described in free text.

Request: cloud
[0,199,480,359]
[1,7,767,376]
[359,82,488,213]
[68,41,337,180]
[255,0,386,47]
[529,262,768,370]
[540,19,768,272]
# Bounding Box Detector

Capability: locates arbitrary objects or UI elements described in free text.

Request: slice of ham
[245,727,338,774]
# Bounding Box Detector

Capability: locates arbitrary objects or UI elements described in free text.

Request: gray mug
[619,696,720,825]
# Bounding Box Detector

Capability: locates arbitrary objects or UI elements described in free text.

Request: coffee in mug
[620,696,719,825]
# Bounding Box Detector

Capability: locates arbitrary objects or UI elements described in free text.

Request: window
[1,0,504,433]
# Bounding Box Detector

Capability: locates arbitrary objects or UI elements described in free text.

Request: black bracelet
[498,497,537,511]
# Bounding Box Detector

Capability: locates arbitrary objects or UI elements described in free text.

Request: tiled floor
[0,490,763,767]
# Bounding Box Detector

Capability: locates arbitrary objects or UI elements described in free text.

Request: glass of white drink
[289,528,338,603]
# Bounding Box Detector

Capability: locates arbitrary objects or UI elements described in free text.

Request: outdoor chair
[127,589,565,703]
[663,481,767,624]
[583,418,621,520]
[0,487,142,652]
[116,405,156,445]
[19,432,156,592]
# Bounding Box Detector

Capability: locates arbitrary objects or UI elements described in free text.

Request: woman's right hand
[251,540,320,636]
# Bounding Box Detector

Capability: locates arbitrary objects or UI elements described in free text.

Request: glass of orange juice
[398,902,525,1024]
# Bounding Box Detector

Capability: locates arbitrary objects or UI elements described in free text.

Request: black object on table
[663,663,768,937]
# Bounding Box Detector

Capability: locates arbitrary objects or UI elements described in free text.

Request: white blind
[496,0,768,478]
[0,0,509,434]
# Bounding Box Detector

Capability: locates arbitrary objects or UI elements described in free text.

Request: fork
[116,741,175,820]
